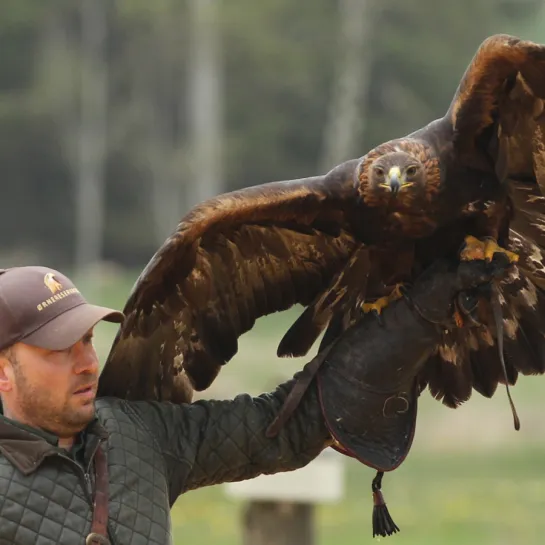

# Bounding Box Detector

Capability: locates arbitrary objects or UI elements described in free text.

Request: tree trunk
[147,2,185,245]
[75,0,108,274]
[186,0,223,210]
[319,0,378,172]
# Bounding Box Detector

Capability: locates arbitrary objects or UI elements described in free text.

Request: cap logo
[44,273,63,294]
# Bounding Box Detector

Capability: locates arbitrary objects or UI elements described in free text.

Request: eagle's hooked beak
[386,167,402,194]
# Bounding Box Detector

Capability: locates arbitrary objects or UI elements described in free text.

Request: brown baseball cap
[0,266,124,351]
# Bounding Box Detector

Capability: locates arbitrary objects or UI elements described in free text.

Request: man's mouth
[74,383,96,397]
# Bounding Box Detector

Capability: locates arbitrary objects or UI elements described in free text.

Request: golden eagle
[98,34,545,416]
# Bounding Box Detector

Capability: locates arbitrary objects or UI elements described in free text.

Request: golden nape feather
[98,34,545,420]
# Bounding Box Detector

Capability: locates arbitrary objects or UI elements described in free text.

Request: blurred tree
[364,0,545,150]
[0,0,543,269]
[120,0,190,247]
[319,0,379,171]
[0,0,73,267]
[220,0,338,186]
[186,0,223,212]
[75,0,109,275]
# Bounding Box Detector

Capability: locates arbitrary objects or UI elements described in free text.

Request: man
[0,258,507,545]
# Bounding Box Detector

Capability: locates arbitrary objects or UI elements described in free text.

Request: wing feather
[98,165,362,402]
[276,244,370,357]
[447,34,545,171]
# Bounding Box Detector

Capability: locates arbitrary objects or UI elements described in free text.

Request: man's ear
[0,355,14,393]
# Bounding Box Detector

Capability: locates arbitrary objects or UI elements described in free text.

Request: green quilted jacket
[0,378,329,545]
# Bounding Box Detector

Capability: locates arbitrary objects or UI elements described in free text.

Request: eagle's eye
[374,166,384,177]
[405,165,418,177]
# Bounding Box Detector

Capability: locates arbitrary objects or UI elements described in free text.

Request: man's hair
[0,346,16,365]
[0,346,16,407]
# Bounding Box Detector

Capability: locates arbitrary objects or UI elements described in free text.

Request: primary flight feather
[98,34,545,411]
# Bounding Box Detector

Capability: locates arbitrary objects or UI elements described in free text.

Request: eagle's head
[368,151,425,195]
[356,139,442,211]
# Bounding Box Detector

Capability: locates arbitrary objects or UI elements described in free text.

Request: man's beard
[13,365,95,437]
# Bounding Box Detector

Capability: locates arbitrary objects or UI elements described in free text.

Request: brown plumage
[98,34,545,411]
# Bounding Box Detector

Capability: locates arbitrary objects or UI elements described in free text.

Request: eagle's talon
[361,283,406,318]
[460,235,518,264]
[481,236,519,264]
[390,283,406,300]
[460,235,486,261]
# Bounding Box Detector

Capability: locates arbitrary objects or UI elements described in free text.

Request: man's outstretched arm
[129,372,331,500]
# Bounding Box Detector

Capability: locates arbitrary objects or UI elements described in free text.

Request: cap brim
[21,303,125,350]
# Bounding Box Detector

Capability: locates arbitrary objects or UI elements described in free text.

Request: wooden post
[225,449,344,545]
[242,501,314,545]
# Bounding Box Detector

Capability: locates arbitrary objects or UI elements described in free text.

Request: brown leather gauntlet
[267,256,514,538]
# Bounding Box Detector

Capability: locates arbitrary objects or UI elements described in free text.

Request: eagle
[98,34,545,420]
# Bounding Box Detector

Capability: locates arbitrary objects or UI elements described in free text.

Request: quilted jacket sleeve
[127,376,331,503]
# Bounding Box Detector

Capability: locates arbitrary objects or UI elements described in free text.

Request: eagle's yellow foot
[361,283,405,316]
[460,235,518,264]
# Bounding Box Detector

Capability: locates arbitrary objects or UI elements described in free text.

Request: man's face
[0,328,100,438]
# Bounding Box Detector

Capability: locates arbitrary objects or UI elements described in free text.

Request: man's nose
[73,344,99,374]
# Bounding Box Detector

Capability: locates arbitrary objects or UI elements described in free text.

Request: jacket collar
[0,413,108,475]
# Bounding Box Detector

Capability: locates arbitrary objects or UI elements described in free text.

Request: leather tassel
[372,471,399,538]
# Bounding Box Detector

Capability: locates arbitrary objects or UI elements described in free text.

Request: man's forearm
[178,376,330,492]
[128,374,330,499]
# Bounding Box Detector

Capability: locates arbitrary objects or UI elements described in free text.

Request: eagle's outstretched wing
[446,35,545,181]
[445,34,545,235]
[97,162,366,403]
[417,35,545,408]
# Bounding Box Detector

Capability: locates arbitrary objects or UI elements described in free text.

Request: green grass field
[82,267,545,545]
[169,448,545,545]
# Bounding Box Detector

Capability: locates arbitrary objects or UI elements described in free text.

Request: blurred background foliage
[2,0,545,270]
[3,0,545,543]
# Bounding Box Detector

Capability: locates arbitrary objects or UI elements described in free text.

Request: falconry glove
[267,255,514,538]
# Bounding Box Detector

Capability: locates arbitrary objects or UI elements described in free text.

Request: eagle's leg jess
[460,235,519,264]
[361,283,406,317]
